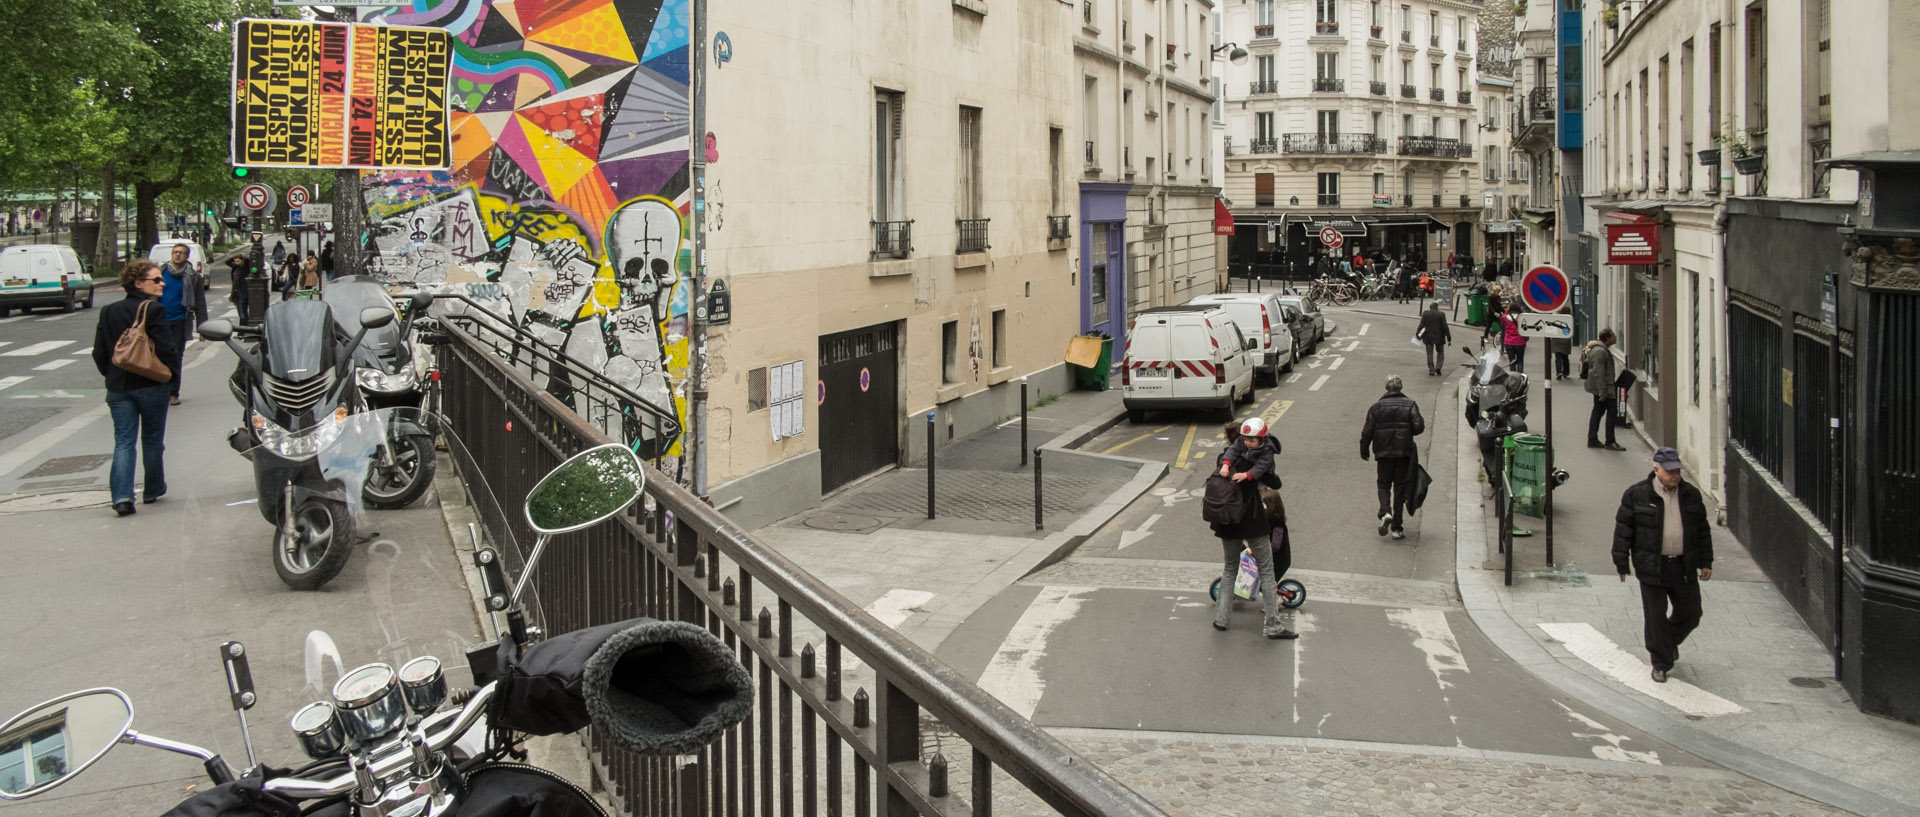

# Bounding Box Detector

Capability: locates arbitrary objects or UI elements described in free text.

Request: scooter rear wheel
[274,497,355,591]
[362,433,437,510]
[1209,576,1307,609]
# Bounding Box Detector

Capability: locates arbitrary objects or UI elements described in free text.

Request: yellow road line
[1102,424,1174,455]
[1262,399,1295,425]
[1173,422,1201,469]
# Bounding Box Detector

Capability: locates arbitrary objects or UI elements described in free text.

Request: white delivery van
[1186,292,1297,384]
[1121,305,1259,423]
[0,244,93,316]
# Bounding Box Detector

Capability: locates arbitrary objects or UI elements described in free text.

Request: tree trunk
[93,168,118,274]
[135,172,184,254]
[333,168,365,277]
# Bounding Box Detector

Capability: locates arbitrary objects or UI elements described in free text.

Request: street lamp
[1211,42,1248,65]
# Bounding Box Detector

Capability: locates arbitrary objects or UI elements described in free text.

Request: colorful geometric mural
[357,0,692,466]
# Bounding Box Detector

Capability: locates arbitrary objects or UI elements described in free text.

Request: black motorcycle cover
[490,618,751,757]
[159,767,299,817]
[455,763,608,817]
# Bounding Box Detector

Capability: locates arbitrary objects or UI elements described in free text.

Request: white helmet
[1239,418,1268,438]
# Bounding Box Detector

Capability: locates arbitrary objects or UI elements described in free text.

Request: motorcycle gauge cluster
[399,656,447,714]
[331,663,408,744]
[290,656,454,759]
[290,701,346,760]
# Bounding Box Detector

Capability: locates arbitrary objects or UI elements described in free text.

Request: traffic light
[205,207,215,217]
[232,167,252,179]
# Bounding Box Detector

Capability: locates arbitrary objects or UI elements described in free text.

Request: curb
[1014,406,1167,578]
[1448,380,1905,817]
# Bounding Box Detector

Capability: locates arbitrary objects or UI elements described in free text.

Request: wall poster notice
[232,19,450,169]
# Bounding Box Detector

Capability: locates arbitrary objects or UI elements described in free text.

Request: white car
[0,244,93,316]
[1185,293,1298,385]
[146,241,209,278]
[1121,305,1259,423]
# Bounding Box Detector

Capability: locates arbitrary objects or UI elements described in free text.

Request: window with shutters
[874,90,904,222]
[956,106,986,252]
[1255,173,1274,207]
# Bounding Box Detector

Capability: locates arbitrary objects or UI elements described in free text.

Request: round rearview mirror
[525,443,647,535]
[0,688,133,800]
[359,306,395,329]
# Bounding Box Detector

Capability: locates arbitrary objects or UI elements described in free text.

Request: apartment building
[1075,0,1227,348]
[1219,0,1484,279]
[1475,2,1525,265]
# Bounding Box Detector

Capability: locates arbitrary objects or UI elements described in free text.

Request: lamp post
[1210,42,1248,64]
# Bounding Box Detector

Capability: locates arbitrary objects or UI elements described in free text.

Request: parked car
[1185,292,1297,384]
[1120,305,1259,423]
[1273,293,1327,353]
[146,241,209,277]
[0,244,93,316]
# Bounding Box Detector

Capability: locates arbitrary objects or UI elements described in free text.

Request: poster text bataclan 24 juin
[232,19,450,170]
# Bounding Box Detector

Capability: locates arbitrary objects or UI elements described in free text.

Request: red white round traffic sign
[1319,226,1345,248]
[286,186,309,208]
[239,183,273,212]
[1520,264,1571,312]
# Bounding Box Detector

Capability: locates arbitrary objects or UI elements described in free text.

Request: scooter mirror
[0,688,133,800]
[358,307,395,330]
[525,443,647,535]
[198,320,234,342]
[409,291,434,313]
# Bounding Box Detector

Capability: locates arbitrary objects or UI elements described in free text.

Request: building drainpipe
[688,0,711,497]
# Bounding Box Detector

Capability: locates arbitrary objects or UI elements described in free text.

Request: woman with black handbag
[91,260,181,517]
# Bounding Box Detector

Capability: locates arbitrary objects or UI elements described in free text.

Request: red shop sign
[1606,222,1660,265]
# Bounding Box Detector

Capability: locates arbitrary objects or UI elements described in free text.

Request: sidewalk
[1454,372,1920,816]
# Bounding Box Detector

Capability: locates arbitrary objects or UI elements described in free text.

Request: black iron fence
[1400,84,1417,99]
[1429,87,1446,102]
[1283,133,1386,154]
[1312,77,1345,93]
[1728,302,1784,477]
[1370,81,1387,95]
[436,319,1169,817]
[1048,214,1072,240]
[1248,137,1279,154]
[1249,79,1278,94]
[1397,136,1468,157]
[873,220,912,259]
[957,218,990,253]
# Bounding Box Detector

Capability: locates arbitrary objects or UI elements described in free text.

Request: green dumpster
[1068,333,1113,391]
[1507,433,1547,517]
[1466,291,1490,326]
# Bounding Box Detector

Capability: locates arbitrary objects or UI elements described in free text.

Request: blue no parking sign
[1520,265,1570,313]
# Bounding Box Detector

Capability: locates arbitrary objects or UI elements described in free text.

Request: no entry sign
[1520,264,1570,313]
[1319,226,1345,248]
[238,183,275,214]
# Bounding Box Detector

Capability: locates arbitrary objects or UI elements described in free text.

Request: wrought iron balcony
[1460,194,1471,207]
[872,220,912,259]
[1430,87,1446,101]
[1397,136,1468,158]
[1401,30,1411,43]
[1250,79,1279,94]
[1458,39,1468,52]
[1248,137,1279,154]
[1432,194,1442,206]
[1400,84,1417,98]
[1370,81,1388,96]
[1318,194,1341,206]
[1315,21,1339,35]
[1430,35,1440,47]
[1458,91,1472,104]
[1313,78,1345,93]
[1371,25,1384,39]
[1048,214,1071,241]
[1402,194,1413,206]
[1254,24,1274,38]
[1283,133,1387,155]
[1525,87,1555,123]
[1085,140,1095,164]
[1811,124,1832,197]
[956,218,990,254]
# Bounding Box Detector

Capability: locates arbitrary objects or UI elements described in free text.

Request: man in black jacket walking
[1360,375,1425,539]
[1416,303,1450,375]
[1613,447,1714,683]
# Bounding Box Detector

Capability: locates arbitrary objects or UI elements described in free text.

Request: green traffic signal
[205,207,215,216]
[232,167,251,179]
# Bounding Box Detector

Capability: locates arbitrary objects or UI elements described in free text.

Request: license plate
[2,278,26,287]
[1137,366,1165,377]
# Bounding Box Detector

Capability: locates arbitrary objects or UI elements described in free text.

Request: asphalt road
[935,302,1698,765]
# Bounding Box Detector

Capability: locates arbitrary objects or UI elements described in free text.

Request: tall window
[1255,172,1275,206]
[1689,270,1701,406]
[1458,118,1468,145]
[1317,172,1340,206]
[1430,64,1441,90]
[1315,0,1336,24]
[1373,172,1384,194]
[1049,128,1063,215]
[991,309,1007,368]
[941,320,959,384]
[1258,55,1276,84]
[875,90,904,223]
[1317,110,1339,138]
[1123,90,1133,166]
[1090,227,1109,310]
[1401,59,1413,86]
[1256,112,1275,141]
[1428,11,1438,40]
[1316,52,1339,80]
[1370,2,1380,27]
[957,106,982,221]
[1746,5,1768,134]
[1371,55,1383,82]
[1400,5,1412,31]
[1371,112,1382,137]
[1402,168,1414,196]
[1257,0,1274,26]
[1082,77,1098,164]
[1402,113,1413,139]
[1,721,67,794]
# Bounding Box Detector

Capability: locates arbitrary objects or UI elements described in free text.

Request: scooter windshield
[1474,348,1505,386]
[323,277,405,365]
[241,407,444,525]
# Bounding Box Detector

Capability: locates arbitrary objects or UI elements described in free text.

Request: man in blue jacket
[157,243,201,405]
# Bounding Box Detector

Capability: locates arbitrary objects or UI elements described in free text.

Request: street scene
[4,0,1919,816]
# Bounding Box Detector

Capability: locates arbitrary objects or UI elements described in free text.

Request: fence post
[926,411,936,519]
[1019,378,1029,468]
[1034,447,1044,530]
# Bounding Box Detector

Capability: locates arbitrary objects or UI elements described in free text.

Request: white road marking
[0,404,108,477]
[1286,372,1302,383]
[1387,608,1470,690]
[73,348,92,355]
[978,586,1091,719]
[32,358,74,372]
[1556,700,1663,765]
[1358,323,1370,335]
[1117,514,1162,549]
[1538,622,1746,717]
[1346,340,1361,351]
[1328,357,1345,370]
[0,376,28,392]
[866,589,935,628]
[0,342,10,351]
[35,314,71,322]
[1291,610,1320,726]
[2,340,76,357]
[1309,375,1330,391]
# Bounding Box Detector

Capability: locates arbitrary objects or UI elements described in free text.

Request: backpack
[1202,474,1246,525]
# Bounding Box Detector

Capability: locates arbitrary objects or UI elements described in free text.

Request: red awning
[1214,199,1235,236]
[1604,211,1656,223]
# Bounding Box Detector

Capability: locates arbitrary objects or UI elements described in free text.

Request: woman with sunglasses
[91,259,181,516]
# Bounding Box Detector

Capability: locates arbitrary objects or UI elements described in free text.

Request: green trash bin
[1466,291,1489,326]
[1506,433,1547,517]
[1069,334,1113,391]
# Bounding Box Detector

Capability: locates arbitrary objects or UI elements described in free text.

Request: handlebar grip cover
[490,618,751,756]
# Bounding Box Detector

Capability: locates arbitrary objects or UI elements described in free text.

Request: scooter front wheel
[1278,579,1307,609]
[274,497,355,591]
[362,433,437,510]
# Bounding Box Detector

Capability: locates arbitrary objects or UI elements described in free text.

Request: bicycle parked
[1307,276,1356,306]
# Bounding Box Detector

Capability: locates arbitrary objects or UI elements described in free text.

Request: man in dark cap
[1612,446,1714,683]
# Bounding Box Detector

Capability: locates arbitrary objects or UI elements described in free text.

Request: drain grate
[22,454,113,479]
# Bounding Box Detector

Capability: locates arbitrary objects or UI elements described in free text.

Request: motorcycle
[0,443,752,816]
[325,277,435,412]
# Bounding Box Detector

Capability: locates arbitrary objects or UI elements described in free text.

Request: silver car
[1273,294,1326,354]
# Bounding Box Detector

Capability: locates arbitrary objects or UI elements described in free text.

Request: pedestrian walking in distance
[93,260,180,517]
[1360,375,1425,539]
[1585,328,1626,450]
[158,243,199,406]
[1209,418,1291,639]
[1416,301,1451,375]
[1613,447,1713,683]
[1498,304,1526,373]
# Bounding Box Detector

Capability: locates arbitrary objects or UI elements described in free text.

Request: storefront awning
[1214,199,1235,236]
[1308,217,1370,236]
[1365,214,1450,230]
[1516,210,1555,229]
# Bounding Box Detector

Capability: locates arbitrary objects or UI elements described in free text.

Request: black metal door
[819,322,900,492]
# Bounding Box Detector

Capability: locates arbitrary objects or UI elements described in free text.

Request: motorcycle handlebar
[261,683,496,799]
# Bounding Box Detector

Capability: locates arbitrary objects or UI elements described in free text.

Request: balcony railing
[1371,25,1384,39]
[956,218,990,254]
[1254,23,1274,38]
[1370,81,1388,95]
[1315,21,1339,35]
[1397,136,1468,158]
[1432,194,1442,206]
[1401,30,1411,43]
[1248,137,1279,154]
[1485,116,1499,131]
[1400,84,1417,98]
[1048,214,1071,240]
[1811,123,1832,197]
[1429,35,1440,47]
[1430,87,1446,101]
[1313,78,1345,93]
[872,220,912,258]
[1460,194,1472,207]
[1318,194,1341,206]
[1250,79,1279,94]
[1084,140,1095,164]
[1458,39,1468,52]
[1458,91,1472,104]
[1526,87,1555,123]
[1402,194,1413,206]
[1283,133,1387,155]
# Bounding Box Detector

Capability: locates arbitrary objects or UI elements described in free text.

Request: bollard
[1543,340,1555,567]
[1019,378,1029,468]
[1034,447,1044,530]
[926,411,936,519]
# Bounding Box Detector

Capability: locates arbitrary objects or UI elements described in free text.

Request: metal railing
[1460,194,1472,207]
[1318,194,1341,206]
[1371,26,1384,39]
[1400,84,1417,98]
[1526,87,1555,123]
[1458,39,1468,52]
[1316,21,1339,34]
[1085,140,1095,164]
[1370,81,1388,95]
[1458,91,1472,104]
[1048,214,1072,240]
[1432,194,1442,207]
[872,220,912,258]
[1402,194,1414,206]
[1401,30,1411,43]
[956,218,990,253]
[1248,137,1279,154]
[1430,87,1446,101]
[435,320,1169,817]
[1811,124,1832,198]
[1313,77,1345,92]
[1249,79,1278,94]
[1397,136,1467,157]
[1283,133,1387,154]
[1254,24,1274,38]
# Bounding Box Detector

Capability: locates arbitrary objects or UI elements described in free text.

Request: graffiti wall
[358,0,692,464]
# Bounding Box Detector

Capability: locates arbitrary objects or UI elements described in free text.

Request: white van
[0,245,93,316]
[1121,305,1259,423]
[1185,293,1297,384]
[146,241,208,278]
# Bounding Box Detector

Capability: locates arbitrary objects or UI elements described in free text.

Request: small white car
[1121,305,1259,423]
[146,241,209,278]
[1185,293,1298,385]
[0,244,93,316]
